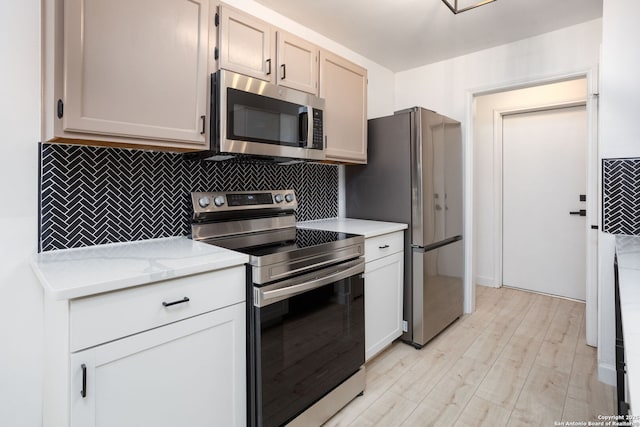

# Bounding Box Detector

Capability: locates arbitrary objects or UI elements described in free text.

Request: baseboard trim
[475,276,498,287]
[598,362,616,386]
[502,285,585,303]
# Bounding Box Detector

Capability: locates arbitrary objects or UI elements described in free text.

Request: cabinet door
[319,50,368,163]
[218,5,275,83]
[70,303,246,427]
[277,30,319,95]
[63,0,210,145]
[365,252,404,361]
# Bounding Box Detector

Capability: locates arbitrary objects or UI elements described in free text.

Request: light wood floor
[325,285,615,427]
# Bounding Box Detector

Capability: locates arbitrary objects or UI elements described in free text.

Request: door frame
[464,68,599,347]
[494,101,587,297]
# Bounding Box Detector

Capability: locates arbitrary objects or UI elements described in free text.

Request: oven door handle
[255,259,364,307]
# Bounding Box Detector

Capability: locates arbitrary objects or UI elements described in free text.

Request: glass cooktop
[242,228,359,257]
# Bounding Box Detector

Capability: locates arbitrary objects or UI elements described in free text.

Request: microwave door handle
[307,106,314,148]
[298,106,309,148]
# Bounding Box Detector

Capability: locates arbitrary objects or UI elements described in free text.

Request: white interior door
[502,105,587,300]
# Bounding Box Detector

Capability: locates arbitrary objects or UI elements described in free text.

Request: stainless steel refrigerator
[346,107,464,348]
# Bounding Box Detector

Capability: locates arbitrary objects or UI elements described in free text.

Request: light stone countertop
[616,235,640,414]
[31,236,248,300]
[297,217,408,238]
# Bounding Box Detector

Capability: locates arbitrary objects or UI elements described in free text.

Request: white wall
[597,0,640,386]
[599,2,640,160]
[394,19,601,121]
[0,1,43,426]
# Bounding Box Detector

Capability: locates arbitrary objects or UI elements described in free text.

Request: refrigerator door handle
[412,235,462,252]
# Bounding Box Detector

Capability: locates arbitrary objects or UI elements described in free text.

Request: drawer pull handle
[162,297,190,307]
[379,245,390,249]
[80,364,87,398]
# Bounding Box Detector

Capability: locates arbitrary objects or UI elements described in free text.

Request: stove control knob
[198,196,211,208]
[213,196,225,207]
[285,193,294,203]
[274,194,284,203]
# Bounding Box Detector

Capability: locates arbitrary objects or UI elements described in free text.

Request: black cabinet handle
[57,99,64,119]
[200,115,206,135]
[162,297,190,307]
[266,59,272,75]
[379,244,390,249]
[569,210,586,217]
[281,64,286,80]
[80,364,87,398]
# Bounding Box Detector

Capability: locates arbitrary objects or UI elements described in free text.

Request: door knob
[569,209,586,217]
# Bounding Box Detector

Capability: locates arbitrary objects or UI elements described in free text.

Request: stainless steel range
[191,190,366,427]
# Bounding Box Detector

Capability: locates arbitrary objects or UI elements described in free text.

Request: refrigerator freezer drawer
[411,239,464,347]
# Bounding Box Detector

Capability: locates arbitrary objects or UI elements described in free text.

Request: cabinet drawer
[365,231,404,263]
[70,266,245,352]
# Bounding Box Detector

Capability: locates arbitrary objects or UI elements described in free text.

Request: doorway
[470,75,598,346]
[502,105,587,300]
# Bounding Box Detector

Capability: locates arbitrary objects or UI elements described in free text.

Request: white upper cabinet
[43,0,366,158]
[58,0,210,148]
[217,5,319,95]
[277,30,319,95]
[320,50,368,163]
[218,4,275,83]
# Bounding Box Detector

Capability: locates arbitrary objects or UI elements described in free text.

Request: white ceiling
[254,0,603,72]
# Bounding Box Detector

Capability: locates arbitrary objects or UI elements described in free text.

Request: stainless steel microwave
[196,70,325,162]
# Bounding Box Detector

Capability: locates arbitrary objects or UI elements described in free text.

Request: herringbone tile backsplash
[39,143,338,251]
[603,158,640,235]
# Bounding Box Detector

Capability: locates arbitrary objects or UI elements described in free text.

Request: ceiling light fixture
[441,0,497,14]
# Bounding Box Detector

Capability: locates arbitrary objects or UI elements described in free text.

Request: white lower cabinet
[43,266,246,427]
[70,304,245,427]
[364,231,404,361]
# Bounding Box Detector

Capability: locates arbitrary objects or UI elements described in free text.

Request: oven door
[250,258,365,427]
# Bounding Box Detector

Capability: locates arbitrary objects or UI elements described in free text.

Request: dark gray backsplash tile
[602,157,640,235]
[39,144,338,251]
